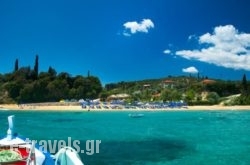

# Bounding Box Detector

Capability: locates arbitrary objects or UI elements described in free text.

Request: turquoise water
[1,110,250,165]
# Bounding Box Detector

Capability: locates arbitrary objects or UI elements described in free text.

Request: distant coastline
[1,103,250,111]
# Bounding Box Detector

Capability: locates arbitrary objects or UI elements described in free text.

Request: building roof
[108,93,130,99]
[202,79,216,84]
[164,80,174,83]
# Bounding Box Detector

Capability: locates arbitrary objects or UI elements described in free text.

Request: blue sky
[1,0,250,85]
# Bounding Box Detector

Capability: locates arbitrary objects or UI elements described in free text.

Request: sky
[1,0,250,85]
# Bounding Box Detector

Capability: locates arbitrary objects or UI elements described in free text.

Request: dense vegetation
[0,56,102,103]
[0,55,250,105]
[232,74,250,105]
[103,75,250,105]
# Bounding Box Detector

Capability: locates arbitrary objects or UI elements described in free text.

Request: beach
[1,103,250,111]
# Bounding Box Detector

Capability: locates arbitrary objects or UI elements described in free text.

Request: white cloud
[163,49,171,54]
[122,32,131,37]
[123,19,154,36]
[175,25,250,70]
[182,66,199,74]
[188,35,197,40]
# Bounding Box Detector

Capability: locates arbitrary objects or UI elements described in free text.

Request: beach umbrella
[78,99,85,103]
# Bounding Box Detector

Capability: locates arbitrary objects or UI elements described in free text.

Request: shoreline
[1,103,250,111]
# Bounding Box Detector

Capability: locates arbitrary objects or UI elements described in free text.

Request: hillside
[0,55,249,105]
[104,75,249,105]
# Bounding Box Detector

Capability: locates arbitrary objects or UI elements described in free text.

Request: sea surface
[1,110,250,165]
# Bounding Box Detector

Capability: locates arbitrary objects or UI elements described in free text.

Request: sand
[1,103,250,111]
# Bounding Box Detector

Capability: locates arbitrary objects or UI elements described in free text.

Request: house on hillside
[201,79,216,85]
[107,93,130,101]
[143,84,151,90]
[201,79,217,93]
[162,80,175,89]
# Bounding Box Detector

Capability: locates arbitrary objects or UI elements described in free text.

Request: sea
[1,110,250,165]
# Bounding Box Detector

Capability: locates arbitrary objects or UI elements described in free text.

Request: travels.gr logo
[10,137,101,155]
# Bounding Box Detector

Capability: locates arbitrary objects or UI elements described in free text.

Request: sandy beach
[1,103,250,111]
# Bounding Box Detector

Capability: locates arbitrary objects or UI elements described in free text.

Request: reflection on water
[80,138,194,165]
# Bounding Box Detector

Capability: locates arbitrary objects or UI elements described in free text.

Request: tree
[19,84,34,102]
[46,79,69,101]
[14,59,19,72]
[14,66,31,81]
[242,74,248,95]
[185,89,195,103]
[72,76,85,99]
[5,82,23,101]
[86,76,102,99]
[207,92,220,104]
[34,55,39,79]
[87,70,90,77]
[48,66,57,79]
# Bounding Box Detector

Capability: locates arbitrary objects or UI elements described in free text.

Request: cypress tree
[14,59,19,72]
[87,70,90,77]
[34,55,39,78]
[242,74,248,95]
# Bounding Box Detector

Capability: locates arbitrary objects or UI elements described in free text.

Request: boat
[128,113,144,118]
[0,115,84,165]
